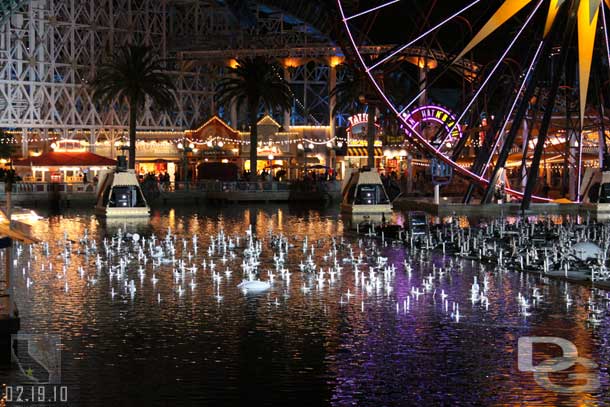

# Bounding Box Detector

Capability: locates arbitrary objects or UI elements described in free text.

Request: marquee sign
[346,113,381,144]
[401,105,462,148]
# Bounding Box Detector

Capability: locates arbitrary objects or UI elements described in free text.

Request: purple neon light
[402,105,463,150]
[344,0,401,22]
[603,5,610,76]
[337,0,552,202]
[577,132,583,202]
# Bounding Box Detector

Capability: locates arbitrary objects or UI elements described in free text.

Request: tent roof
[13,152,116,167]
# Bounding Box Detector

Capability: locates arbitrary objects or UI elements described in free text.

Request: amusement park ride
[0,0,609,210]
[337,0,610,210]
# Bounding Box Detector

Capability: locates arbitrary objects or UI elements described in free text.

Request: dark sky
[352,0,555,64]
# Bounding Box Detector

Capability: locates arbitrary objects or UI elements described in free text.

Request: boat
[95,159,150,217]
[340,167,393,216]
[237,279,271,293]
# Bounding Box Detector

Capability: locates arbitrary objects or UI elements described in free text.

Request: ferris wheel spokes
[343,0,401,22]
[601,5,610,76]
[482,40,546,175]
[366,0,483,73]
[434,0,545,154]
[336,0,556,202]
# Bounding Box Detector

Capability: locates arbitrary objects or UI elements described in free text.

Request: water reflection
[2,206,609,406]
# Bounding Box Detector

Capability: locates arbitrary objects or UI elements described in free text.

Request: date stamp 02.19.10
[2,334,77,406]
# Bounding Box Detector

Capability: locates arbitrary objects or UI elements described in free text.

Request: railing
[0,180,342,197]
[0,182,96,195]
[167,180,341,193]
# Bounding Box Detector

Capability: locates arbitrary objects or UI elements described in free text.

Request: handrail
[0,180,341,195]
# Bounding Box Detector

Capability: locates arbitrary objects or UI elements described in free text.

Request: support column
[89,129,97,153]
[366,103,376,169]
[329,149,336,173]
[406,153,413,193]
[21,129,28,158]
[230,100,238,129]
[329,63,336,141]
[284,66,291,131]
[418,63,428,107]
[521,119,528,190]
[328,63,337,174]
[599,129,605,168]
[43,129,49,153]
[569,131,578,201]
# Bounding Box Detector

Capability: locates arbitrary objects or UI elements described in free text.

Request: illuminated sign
[401,105,462,147]
[346,113,381,145]
[347,113,369,129]
[348,139,382,147]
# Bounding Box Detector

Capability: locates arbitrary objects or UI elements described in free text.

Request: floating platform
[95,170,150,217]
[340,168,393,215]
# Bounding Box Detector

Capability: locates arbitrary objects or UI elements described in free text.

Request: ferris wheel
[335,0,610,205]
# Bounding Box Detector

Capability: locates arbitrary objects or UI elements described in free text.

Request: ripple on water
[3,206,610,406]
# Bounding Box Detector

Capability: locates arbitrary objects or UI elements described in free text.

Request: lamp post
[115,143,129,171]
[326,140,344,179]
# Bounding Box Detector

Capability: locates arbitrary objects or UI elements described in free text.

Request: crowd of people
[138,172,171,191]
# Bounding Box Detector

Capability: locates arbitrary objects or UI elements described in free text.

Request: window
[599,183,610,203]
[588,183,600,203]
[108,186,146,207]
[354,184,389,205]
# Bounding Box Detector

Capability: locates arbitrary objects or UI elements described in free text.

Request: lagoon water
[2,205,610,406]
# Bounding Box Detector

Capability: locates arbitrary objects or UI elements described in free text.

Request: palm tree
[91,44,176,169]
[216,57,292,177]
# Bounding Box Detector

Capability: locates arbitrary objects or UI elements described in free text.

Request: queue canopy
[13,151,116,167]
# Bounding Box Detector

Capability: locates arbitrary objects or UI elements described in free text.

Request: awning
[346,147,383,157]
[13,152,116,167]
[302,156,320,164]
